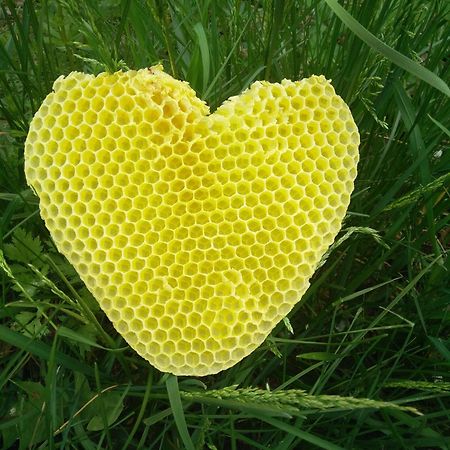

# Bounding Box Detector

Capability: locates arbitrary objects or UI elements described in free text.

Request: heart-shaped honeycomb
[24,65,359,376]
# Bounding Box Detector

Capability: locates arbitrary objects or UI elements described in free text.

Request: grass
[0,0,449,448]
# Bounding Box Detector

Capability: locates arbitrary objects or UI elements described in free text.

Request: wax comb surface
[24,66,359,375]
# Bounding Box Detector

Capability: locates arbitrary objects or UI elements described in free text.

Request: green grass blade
[428,336,450,362]
[166,375,195,450]
[193,22,210,93]
[428,114,450,137]
[261,417,346,450]
[323,0,450,96]
[121,371,153,450]
[0,324,96,376]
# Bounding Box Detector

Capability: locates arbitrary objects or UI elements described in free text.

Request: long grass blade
[166,375,195,450]
[324,0,450,96]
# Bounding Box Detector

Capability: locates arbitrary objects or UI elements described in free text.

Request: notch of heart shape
[24,65,359,376]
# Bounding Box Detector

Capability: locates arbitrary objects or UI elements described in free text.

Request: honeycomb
[24,65,359,376]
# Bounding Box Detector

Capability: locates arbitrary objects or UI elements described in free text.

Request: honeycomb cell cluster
[24,65,359,376]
